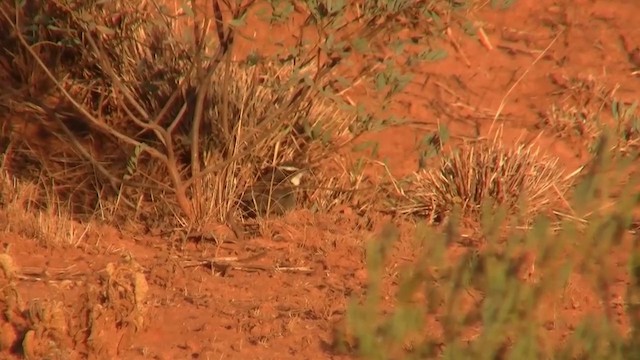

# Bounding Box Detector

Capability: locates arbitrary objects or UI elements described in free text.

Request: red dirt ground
[2,0,640,359]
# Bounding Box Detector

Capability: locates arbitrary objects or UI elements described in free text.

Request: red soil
[2,0,640,358]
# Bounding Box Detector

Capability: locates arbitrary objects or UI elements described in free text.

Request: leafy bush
[0,0,451,228]
[342,134,640,359]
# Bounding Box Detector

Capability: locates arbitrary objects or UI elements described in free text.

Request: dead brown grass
[0,160,88,247]
[392,135,578,226]
[541,74,640,154]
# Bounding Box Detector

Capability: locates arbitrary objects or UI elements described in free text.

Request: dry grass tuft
[191,61,357,225]
[302,157,375,212]
[396,137,577,225]
[541,74,640,154]
[0,161,88,246]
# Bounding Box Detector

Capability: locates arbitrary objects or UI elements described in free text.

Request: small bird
[240,163,307,218]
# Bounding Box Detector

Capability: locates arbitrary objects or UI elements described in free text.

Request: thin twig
[488,30,564,135]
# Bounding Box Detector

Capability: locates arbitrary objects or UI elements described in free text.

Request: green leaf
[438,124,450,144]
[271,2,295,23]
[424,9,442,23]
[353,141,379,157]
[612,100,621,121]
[245,51,262,66]
[352,37,369,53]
[180,2,194,17]
[229,14,247,28]
[463,21,477,37]
[390,40,405,55]
[624,101,638,120]
[375,73,387,91]
[419,49,448,62]
[491,0,518,9]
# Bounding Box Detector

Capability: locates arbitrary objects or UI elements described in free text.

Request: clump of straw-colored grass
[399,138,578,224]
